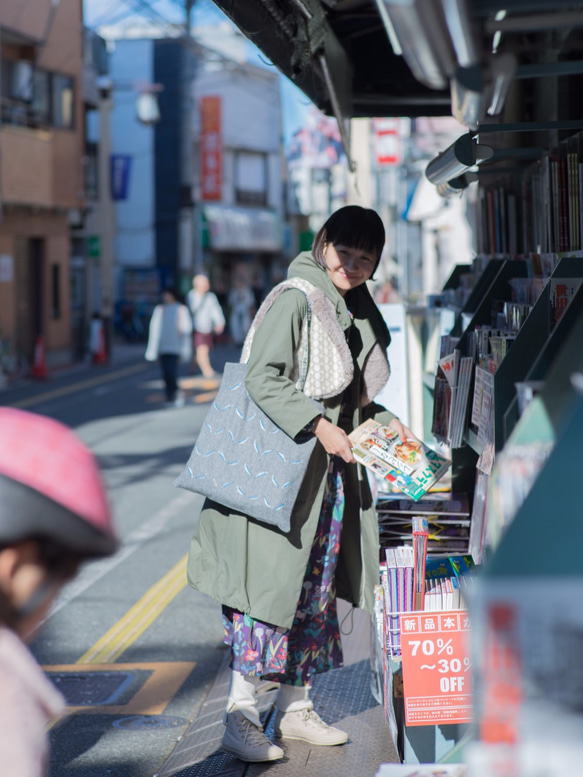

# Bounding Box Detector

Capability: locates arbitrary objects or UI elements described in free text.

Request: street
[1,343,239,777]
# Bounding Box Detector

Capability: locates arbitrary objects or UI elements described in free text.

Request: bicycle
[0,338,29,383]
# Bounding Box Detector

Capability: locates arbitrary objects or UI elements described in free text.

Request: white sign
[375,303,410,426]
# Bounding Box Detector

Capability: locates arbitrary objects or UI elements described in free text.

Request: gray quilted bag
[174,290,322,532]
[174,363,321,532]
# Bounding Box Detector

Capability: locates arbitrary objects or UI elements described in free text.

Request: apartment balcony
[1,100,83,210]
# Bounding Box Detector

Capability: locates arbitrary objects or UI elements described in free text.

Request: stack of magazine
[376,493,471,555]
[432,346,474,447]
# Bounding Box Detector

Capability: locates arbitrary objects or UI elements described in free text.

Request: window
[52,74,74,129]
[235,152,267,206]
[32,69,51,126]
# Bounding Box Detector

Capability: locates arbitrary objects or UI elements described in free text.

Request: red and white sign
[200,96,222,201]
[399,610,472,726]
[373,118,401,166]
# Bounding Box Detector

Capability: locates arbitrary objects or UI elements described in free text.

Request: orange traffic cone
[93,324,108,365]
[30,335,49,379]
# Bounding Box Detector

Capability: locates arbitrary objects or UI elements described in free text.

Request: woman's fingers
[314,419,356,463]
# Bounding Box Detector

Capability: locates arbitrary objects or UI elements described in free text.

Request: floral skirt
[222,459,345,686]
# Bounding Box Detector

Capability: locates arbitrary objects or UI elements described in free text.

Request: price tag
[399,610,472,726]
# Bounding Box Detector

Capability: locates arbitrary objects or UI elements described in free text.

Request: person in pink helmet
[0,408,118,776]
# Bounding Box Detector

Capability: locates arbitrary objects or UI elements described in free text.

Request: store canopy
[209,1,583,122]
[203,205,282,252]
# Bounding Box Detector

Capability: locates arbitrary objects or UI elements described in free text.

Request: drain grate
[47,671,138,706]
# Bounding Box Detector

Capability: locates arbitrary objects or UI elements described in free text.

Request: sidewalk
[156,602,399,777]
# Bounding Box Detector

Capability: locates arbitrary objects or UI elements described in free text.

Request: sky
[83,0,313,147]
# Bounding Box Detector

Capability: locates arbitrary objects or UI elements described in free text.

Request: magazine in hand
[349,419,451,501]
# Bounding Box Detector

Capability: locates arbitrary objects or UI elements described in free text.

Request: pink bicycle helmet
[0,408,117,558]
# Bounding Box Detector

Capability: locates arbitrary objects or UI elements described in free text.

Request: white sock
[276,683,313,713]
[226,670,261,727]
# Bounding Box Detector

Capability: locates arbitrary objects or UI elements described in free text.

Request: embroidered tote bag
[174,362,321,532]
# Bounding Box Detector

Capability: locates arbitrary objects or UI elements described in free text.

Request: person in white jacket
[145,288,193,406]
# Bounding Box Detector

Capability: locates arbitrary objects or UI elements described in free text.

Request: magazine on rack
[349,419,451,501]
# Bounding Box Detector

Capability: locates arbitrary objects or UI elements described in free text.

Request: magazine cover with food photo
[349,419,451,501]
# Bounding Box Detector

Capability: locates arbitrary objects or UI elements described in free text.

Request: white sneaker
[222,710,284,762]
[274,708,349,746]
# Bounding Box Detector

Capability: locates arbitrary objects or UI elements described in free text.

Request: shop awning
[203,205,282,252]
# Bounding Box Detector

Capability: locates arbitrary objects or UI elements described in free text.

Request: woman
[186,274,225,378]
[145,288,192,406]
[187,206,414,762]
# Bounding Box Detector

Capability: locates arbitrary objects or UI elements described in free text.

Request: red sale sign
[399,610,472,726]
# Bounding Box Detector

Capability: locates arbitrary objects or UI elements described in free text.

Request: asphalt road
[1,342,242,777]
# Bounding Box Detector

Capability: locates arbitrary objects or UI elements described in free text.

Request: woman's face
[323,243,376,296]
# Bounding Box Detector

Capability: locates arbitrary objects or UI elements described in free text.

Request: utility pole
[98,79,116,362]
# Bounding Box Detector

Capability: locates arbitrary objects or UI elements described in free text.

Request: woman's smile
[323,243,377,295]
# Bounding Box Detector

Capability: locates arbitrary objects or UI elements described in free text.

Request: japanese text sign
[200,96,222,201]
[399,610,472,726]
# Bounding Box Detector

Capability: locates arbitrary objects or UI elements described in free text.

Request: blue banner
[110,154,132,200]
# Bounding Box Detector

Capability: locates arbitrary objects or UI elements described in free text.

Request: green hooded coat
[187,252,397,629]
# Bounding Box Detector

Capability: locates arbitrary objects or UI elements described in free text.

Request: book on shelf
[412,516,428,610]
[468,470,489,564]
[432,349,458,441]
[383,546,414,655]
[349,419,451,501]
[425,554,475,580]
[549,277,583,329]
[448,355,474,449]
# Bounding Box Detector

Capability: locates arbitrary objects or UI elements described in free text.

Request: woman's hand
[313,417,356,464]
[387,417,418,443]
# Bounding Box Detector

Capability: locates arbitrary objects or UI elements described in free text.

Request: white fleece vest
[241,278,390,403]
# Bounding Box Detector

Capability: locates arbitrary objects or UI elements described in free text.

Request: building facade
[106,34,287,335]
[193,52,286,298]
[0,0,85,365]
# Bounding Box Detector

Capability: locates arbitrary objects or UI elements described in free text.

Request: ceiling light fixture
[440,0,479,68]
[450,53,518,130]
[376,0,457,90]
[436,171,478,198]
[487,53,518,117]
[425,134,494,186]
[450,65,486,131]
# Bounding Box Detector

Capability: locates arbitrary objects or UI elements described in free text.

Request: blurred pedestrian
[0,408,118,776]
[186,274,225,378]
[228,279,255,346]
[145,287,193,407]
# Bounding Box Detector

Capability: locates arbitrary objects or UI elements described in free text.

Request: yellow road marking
[180,376,220,389]
[77,555,188,665]
[12,362,149,409]
[194,390,218,403]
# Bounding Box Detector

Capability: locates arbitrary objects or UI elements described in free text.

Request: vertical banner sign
[399,610,472,726]
[110,155,132,200]
[373,118,401,166]
[200,96,222,201]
